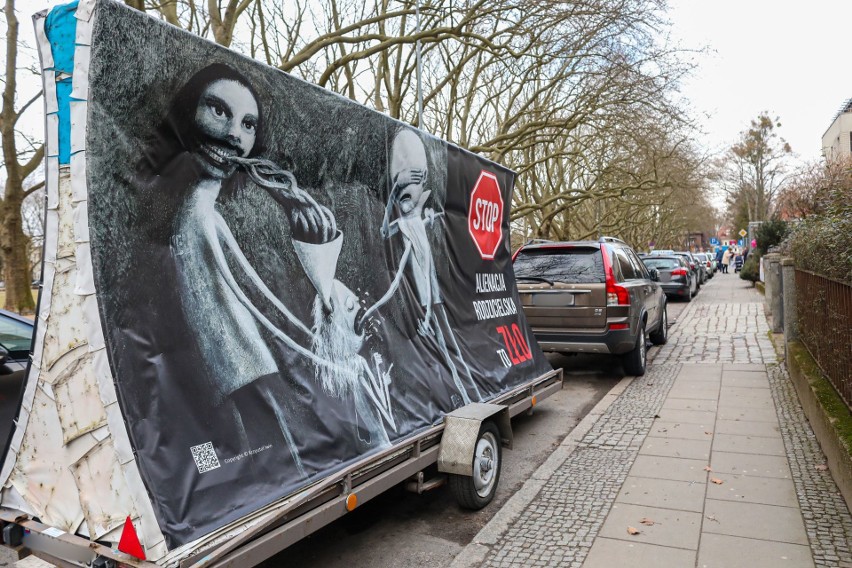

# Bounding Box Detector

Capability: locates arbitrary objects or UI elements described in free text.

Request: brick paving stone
[469,276,850,568]
[767,362,852,567]
[479,362,683,567]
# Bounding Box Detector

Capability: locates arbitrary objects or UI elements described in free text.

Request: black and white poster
[85,1,551,547]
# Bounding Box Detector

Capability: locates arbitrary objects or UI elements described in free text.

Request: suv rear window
[514,248,604,284]
[611,249,633,280]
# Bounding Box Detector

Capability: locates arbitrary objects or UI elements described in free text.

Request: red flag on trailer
[118,516,146,560]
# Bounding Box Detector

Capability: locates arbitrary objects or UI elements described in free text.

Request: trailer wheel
[449,421,501,510]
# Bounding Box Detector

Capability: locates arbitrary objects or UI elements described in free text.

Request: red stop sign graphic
[468,171,504,260]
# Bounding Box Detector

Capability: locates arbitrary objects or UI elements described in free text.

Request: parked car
[0,309,33,382]
[693,253,714,279]
[703,253,717,276]
[673,251,704,288]
[513,237,668,376]
[641,255,696,301]
[649,249,675,256]
[686,252,709,285]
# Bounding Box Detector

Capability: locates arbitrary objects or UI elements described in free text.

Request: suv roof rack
[598,236,626,244]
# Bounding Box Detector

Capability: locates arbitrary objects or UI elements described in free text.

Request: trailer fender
[437,403,512,477]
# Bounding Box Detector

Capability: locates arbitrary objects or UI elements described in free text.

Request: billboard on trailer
[7,0,551,560]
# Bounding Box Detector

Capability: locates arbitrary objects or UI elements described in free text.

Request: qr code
[190,442,220,474]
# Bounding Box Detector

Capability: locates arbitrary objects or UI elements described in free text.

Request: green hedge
[755,219,788,253]
[787,187,852,284]
[740,251,761,284]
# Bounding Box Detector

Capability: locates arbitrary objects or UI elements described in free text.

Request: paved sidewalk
[451,273,852,568]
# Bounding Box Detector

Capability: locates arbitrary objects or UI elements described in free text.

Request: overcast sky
[24,0,852,164]
[667,0,852,163]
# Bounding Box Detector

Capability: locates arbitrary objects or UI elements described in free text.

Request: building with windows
[822,98,852,158]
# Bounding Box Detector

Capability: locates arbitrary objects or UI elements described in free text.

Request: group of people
[715,246,749,273]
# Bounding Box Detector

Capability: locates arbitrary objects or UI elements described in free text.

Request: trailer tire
[449,421,502,510]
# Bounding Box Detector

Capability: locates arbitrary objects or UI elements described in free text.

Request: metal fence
[795,269,852,409]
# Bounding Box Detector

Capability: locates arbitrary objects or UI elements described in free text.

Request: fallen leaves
[639,518,656,526]
[711,478,724,485]
[815,464,829,471]
[627,526,641,535]
[704,465,712,472]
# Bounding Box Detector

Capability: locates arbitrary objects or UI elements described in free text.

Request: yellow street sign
[738,229,747,237]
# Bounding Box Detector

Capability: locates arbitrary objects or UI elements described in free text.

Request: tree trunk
[0,184,34,314]
[1,0,35,314]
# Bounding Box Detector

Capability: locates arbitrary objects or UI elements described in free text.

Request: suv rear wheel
[623,321,646,376]
[649,305,667,345]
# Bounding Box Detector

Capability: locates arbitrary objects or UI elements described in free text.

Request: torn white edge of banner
[70,3,169,556]
[0,11,60,492]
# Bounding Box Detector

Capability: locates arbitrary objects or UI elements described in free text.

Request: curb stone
[448,375,633,568]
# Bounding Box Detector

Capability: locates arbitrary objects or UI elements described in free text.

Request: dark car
[0,309,33,372]
[513,237,667,376]
[0,310,33,448]
[693,253,715,278]
[642,255,696,301]
[695,253,710,283]
[674,251,704,288]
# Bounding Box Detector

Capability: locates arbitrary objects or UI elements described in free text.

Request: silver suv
[513,237,667,375]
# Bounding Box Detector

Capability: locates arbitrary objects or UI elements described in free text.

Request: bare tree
[121,1,709,249]
[21,182,43,284]
[122,0,256,47]
[718,113,791,224]
[9,0,712,289]
[776,155,852,220]
[1,0,44,313]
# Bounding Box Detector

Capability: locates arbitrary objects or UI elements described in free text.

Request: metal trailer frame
[0,369,562,568]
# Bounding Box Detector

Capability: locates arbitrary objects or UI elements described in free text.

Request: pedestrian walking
[722,248,732,273]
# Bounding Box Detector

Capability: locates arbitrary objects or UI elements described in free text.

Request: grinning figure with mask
[363,128,483,406]
[136,63,345,482]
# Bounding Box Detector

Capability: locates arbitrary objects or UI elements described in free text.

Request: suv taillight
[672,268,688,276]
[601,248,630,305]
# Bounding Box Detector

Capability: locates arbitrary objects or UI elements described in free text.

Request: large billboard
[28,0,552,549]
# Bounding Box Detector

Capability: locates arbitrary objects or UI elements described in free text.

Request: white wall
[822,112,852,158]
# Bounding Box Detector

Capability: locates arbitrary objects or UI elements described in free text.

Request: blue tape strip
[44,1,80,164]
